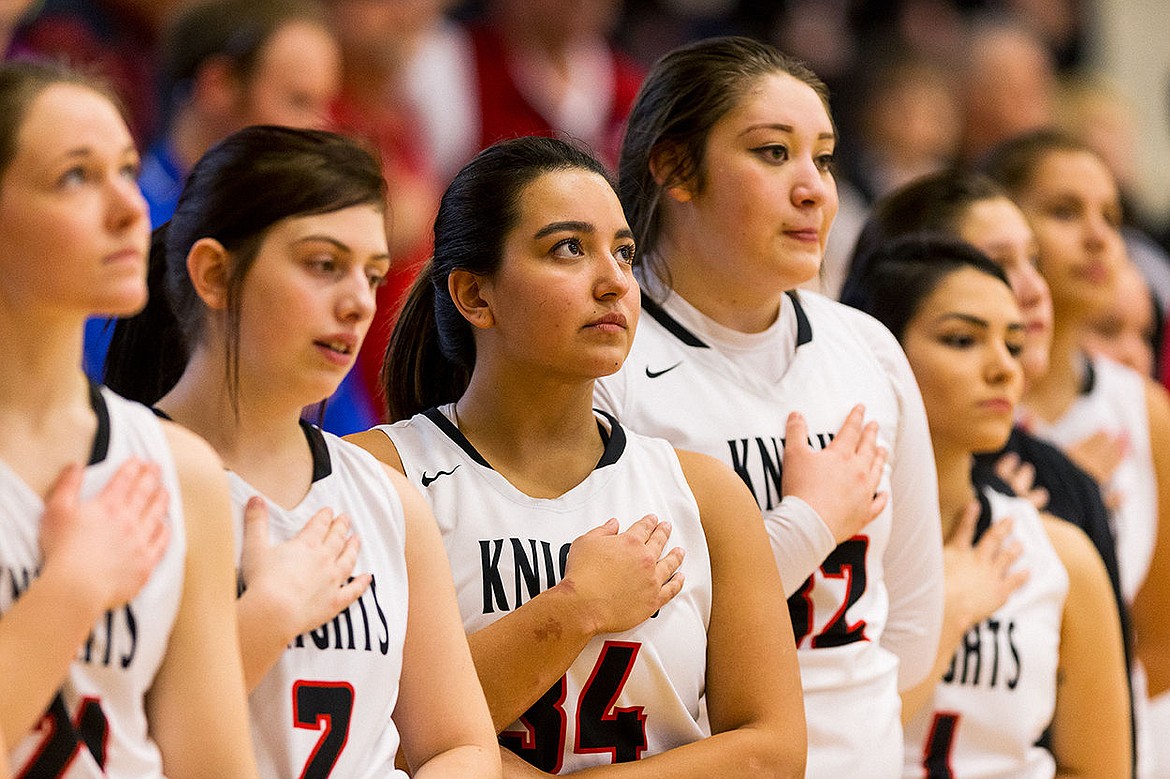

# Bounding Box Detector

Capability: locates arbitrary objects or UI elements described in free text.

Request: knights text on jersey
[377,407,713,774]
[903,489,1068,779]
[0,387,188,778]
[230,427,410,779]
[594,287,944,778]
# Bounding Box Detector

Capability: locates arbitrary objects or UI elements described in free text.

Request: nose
[594,252,632,301]
[790,157,829,208]
[986,341,1023,388]
[106,173,147,233]
[1013,263,1050,312]
[338,267,377,324]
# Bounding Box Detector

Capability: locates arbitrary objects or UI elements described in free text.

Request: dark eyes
[615,244,636,266]
[551,237,584,259]
[751,146,834,172]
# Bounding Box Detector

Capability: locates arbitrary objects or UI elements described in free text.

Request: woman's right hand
[944,502,1029,630]
[239,498,371,640]
[559,514,685,636]
[39,458,171,613]
[781,405,888,544]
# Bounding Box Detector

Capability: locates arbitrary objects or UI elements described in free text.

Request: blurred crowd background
[3,0,1168,430]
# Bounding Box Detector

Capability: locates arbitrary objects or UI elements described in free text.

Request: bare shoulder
[159,420,226,485]
[674,448,761,537]
[345,428,405,473]
[1040,513,1109,587]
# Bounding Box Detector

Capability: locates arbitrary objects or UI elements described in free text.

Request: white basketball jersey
[595,285,944,779]
[231,426,410,779]
[1020,355,1156,605]
[1,386,187,778]
[903,489,1068,779]
[377,407,714,774]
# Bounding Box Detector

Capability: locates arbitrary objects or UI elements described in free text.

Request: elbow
[738,727,807,778]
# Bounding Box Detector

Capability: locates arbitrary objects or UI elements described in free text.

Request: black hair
[104,125,385,407]
[841,170,1009,305]
[841,233,1011,342]
[383,135,613,422]
[618,36,831,277]
[978,128,1094,199]
[160,0,327,124]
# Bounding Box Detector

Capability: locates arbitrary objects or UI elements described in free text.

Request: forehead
[960,197,1032,241]
[514,168,626,228]
[267,203,389,252]
[923,267,1021,321]
[1028,149,1118,201]
[12,83,131,166]
[719,72,833,138]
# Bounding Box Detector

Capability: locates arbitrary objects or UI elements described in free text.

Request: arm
[900,504,1027,722]
[235,499,370,690]
[1133,380,1170,697]
[388,467,501,778]
[1044,516,1131,778]
[145,424,258,779]
[875,339,945,691]
[0,460,169,744]
[773,405,888,595]
[542,452,806,778]
[347,429,686,733]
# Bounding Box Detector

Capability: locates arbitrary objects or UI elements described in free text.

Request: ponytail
[104,223,190,404]
[381,260,471,422]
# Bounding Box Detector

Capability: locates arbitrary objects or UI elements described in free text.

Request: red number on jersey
[293,680,355,779]
[19,694,108,778]
[501,640,647,770]
[788,536,870,647]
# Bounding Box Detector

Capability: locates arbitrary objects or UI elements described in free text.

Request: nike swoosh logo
[421,465,461,487]
[645,362,682,379]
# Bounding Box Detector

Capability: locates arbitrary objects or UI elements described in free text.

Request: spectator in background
[0,0,36,52]
[7,0,182,144]
[327,0,449,422]
[1083,259,1163,381]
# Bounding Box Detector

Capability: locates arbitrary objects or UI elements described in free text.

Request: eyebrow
[739,123,836,141]
[295,235,390,262]
[534,220,592,239]
[59,143,139,160]
[938,312,1026,334]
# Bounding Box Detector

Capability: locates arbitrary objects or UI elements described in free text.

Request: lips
[103,247,144,265]
[586,312,628,330]
[313,333,358,364]
[783,229,820,243]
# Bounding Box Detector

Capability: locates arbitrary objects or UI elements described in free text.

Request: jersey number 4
[500,640,647,773]
[19,694,108,778]
[293,680,355,779]
[788,537,870,647]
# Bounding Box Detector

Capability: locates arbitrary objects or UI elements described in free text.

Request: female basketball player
[982,130,1170,775]
[348,135,808,775]
[841,170,1128,668]
[848,234,1129,778]
[0,62,258,777]
[592,36,943,777]
[104,126,500,777]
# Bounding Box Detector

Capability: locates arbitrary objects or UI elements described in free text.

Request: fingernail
[247,496,264,511]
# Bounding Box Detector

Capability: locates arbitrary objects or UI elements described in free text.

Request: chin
[91,287,149,318]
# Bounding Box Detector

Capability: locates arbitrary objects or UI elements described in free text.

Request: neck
[159,345,307,471]
[648,239,787,334]
[0,309,91,416]
[1021,317,1085,423]
[934,443,977,542]
[455,360,603,497]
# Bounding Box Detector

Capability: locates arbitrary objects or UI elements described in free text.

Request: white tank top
[903,489,1068,779]
[1,387,187,778]
[231,426,410,779]
[377,407,714,774]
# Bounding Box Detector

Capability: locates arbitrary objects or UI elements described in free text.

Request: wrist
[547,578,602,639]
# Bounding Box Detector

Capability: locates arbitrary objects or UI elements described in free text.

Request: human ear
[449,269,495,329]
[186,238,231,310]
[649,142,694,203]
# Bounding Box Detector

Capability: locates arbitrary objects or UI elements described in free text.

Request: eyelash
[615,244,636,266]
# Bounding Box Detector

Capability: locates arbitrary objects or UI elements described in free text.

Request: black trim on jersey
[787,290,813,347]
[639,289,812,348]
[423,407,492,467]
[422,407,628,472]
[149,408,331,482]
[1079,354,1096,396]
[300,421,332,483]
[87,383,111,466]
[592,409,627,469]
[973,489,994,543]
